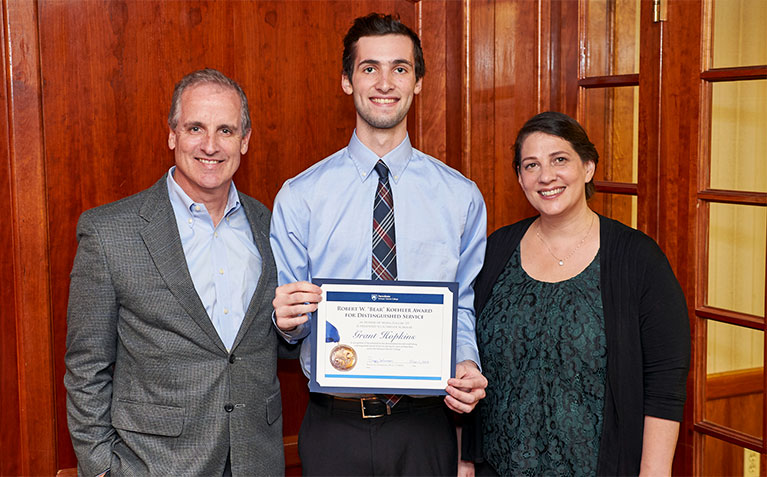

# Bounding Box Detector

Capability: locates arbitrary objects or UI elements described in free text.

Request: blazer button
[229,354,236,364]
[224,403,234,413]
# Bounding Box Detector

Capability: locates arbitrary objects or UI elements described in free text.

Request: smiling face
[341,34,422,139]
[168,83,251,203]
[517,132,596,219]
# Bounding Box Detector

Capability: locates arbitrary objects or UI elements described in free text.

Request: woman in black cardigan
[461,112,690,476]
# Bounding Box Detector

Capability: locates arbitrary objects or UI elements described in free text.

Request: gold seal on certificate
[330,344,357,371]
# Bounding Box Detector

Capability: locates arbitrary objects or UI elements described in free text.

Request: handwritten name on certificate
[309,279,457,395]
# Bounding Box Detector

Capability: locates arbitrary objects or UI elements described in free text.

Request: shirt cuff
[456,345,482,373]
[271,311,308,343]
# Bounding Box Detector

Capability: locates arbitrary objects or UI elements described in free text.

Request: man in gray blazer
[64,69,283,476]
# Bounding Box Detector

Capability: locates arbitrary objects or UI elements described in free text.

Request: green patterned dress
[477,246,607,476]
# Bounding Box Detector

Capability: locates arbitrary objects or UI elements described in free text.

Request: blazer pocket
[112,399,185,437]
[266,389,282,425]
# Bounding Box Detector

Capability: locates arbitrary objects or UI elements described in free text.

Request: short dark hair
[342,13,425,81]
[168,68,251,135]
[513,111,600,199]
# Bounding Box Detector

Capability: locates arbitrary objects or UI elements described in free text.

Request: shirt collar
[167,166,241,217]
[347,130,412,183]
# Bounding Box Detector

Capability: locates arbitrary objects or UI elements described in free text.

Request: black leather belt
[310,393,444,419]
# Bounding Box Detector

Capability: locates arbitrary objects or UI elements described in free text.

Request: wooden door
[580,0,767,474]
[577,0,760,474]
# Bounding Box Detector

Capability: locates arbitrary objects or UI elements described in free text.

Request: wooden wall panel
[0,3,22,475]
[4,0,58,475]
[549,0,578,118]
[467,0,543,235]
[415,0,463,170]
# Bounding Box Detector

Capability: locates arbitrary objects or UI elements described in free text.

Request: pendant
[558,260,564,266]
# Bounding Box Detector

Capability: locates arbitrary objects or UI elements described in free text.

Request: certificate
[309,279,457,395]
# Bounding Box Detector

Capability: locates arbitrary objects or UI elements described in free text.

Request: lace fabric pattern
[477,246,607,476]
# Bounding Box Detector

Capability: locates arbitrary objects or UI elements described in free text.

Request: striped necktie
[372,160,397,280]
[372,160,401,408]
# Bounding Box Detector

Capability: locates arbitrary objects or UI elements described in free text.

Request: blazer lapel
[138,177,227,354]
[231,195,271,350]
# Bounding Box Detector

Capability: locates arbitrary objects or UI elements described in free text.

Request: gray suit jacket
[64,176,284,476]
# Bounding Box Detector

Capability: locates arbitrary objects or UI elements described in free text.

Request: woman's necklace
[535,213,595,266]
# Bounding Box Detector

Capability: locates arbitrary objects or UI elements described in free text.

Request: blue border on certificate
[309,278,458,395]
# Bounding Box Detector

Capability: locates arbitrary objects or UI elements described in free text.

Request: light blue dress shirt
[270,132,487,378]
[167,167,262,351]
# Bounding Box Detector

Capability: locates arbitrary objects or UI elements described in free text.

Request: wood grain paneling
[0,3,22,475]
[549,0,578,118]
[4,0,58,475]
[415,0,464,170]
[466,0,543,235]
[704,368,763,475]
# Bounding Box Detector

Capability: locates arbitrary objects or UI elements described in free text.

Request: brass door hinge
[653,0,668,22]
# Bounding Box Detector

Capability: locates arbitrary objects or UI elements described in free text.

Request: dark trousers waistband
[309,392,444,418]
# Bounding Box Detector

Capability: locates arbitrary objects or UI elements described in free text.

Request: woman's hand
[458,460,475,477]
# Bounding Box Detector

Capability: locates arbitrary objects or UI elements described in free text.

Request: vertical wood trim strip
[537,0,551,112]
[415,0,424,151]
[462,0,471,178]
[4,0,57,474]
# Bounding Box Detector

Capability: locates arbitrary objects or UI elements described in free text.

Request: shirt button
[224,403,234,412]
[223,308,229,314]
[187,218,193,224]
[214,232,219,238]
[219,268,225,275]
[229,354,236,364]
[194,205,201,212]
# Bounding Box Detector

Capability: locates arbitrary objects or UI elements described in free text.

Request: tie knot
[374,160,390,180]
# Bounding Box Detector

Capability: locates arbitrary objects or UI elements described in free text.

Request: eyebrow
[521,150,570,161]
[182,121,205,130]
[358,58,414,68]
[181,121,239,133]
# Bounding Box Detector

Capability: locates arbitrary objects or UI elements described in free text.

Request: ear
[341,74,353,95]
[414,77,423,95]
[240,129,252,155]
[168,128,177,150]
[584,160,596,182]
[517,170,524,188]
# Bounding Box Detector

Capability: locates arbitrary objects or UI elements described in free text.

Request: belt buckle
[360,397,390,419]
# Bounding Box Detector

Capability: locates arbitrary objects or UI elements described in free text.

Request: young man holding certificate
[270,13,488,475]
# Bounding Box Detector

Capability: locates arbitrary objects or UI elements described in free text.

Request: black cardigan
[465,214,690,476]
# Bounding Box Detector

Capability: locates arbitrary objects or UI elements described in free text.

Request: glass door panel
[706,203,766,316]
[709,79,767,193]
[589,193,636,228]
[584,0,640,76]
[582,86,638,184]
[705,321,763,438]
[711,0,767,68]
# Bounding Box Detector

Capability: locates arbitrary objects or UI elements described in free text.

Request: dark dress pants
[298,393,457,476]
